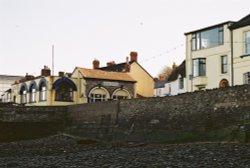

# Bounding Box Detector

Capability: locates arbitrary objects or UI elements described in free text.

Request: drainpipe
[189,37,193,92]
[230,28,234,86]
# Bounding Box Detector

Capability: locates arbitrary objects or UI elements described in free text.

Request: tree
[158,66,173,81]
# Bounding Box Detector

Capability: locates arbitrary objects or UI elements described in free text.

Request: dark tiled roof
[154,80,167,89]
[99,61,154,79]
[184,21,234,35]
[99,61,135,72]
[230,14,250,30]
[168,61,186,82]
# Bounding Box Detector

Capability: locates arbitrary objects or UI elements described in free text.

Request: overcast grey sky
[0,0,250,77]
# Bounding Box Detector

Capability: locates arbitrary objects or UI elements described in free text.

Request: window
[221,55,228,74]
[112,89,130,100]
[19,84,27,104]
[40,85,47,101]
[245,31,250,55]
[179,77,184,89]
[29,84,37,103]
[55,82,74,101]
[193,58,206,77]
[20,89,27,104]
[39,79,47,101]
[191,26,223,51]
[244,72,250,84]
[88,87,110,103]
[89,94,106,102]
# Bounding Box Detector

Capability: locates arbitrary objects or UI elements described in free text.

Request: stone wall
[115,85,250,142]
[0,106,68,142]
[1,85,250,143]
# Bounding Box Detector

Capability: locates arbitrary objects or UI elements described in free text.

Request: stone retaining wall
[1,85,250,143]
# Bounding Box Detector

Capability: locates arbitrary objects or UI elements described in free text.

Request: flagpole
[52,45,54,76]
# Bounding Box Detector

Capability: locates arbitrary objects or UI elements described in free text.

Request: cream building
[229,14,250,86]
[99,52,154,98]
[185,21,234,91]
[11,65,135,106]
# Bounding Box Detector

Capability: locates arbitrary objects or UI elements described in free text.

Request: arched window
[88,87,110,103]
[112,88,131,100]
[39,79,47,101]
[219,79,229,88]
[29,81,38,103]
[52,78,77,102]
[19,84,28,104]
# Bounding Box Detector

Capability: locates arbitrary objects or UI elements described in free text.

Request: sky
[0,0,250,78]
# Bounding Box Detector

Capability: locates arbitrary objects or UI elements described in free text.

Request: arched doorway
[219,79,229,88]
[52,78,77,102]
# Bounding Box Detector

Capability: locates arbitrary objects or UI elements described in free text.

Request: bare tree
[158,66,173,81]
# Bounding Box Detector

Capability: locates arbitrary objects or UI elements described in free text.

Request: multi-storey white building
[185,14,250,91]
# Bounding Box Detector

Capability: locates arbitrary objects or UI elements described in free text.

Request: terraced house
[185,13,250,91]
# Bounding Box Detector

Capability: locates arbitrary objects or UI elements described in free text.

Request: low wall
[0,106,68,142]
[1,85,250,143]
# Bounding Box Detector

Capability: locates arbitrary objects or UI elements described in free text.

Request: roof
[184,21,234,35]
[0,75,23,81]
[99,61,135,72]
[168,61,186,82]
[99,61,154,79]
[78,68,136,82]
[229,14,250,30]
[154,80,167,89]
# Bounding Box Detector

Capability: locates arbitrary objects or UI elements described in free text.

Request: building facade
[10,66,135,106]
[185,21,233,91]
[185,14,250,91]
[230,14,250,86]
[0,75,23,102]
[98,52,154,98]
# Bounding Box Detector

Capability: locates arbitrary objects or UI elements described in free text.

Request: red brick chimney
[130,51,138,62]
[93,59,100,69]
[41,65,51,77]
[159,75,166,81]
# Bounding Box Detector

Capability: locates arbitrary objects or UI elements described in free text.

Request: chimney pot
[93,59,100,69]
[41,65,51,76]
[130,51,138,62]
